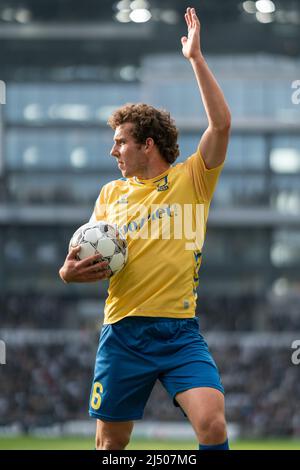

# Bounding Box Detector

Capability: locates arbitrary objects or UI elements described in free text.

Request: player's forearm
[190,55,231,130]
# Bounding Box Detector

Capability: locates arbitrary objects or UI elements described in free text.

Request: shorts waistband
[110,316,198,325]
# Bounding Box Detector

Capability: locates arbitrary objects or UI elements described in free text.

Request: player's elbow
[212,114,231,133]
[210,108,231,134]
[222,117,231,132]
[223,113,231,131]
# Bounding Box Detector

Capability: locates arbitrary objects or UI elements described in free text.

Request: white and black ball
[69,221,128,275]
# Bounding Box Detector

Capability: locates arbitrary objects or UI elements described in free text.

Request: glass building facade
[1,55,300,306]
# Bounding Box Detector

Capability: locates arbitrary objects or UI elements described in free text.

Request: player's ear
[144,137,154,151]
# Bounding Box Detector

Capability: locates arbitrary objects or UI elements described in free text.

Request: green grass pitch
[0,437,299,450]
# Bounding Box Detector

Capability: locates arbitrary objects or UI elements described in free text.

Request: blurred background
[0,0,300,448]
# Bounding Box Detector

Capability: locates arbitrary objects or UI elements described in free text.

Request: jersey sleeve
[89,186,107,222]
[183,145,224,203]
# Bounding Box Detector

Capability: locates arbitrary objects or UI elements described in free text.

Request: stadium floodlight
[242,1,256,14]
[130,8,152,23]
[15,8,32,24]
[130,0,150,9]
[115,10,131,23]
[255,0,276,14]
[116,0,131,10]
[256,11,274,22]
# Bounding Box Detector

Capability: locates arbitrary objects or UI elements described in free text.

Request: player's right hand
[59,246,112,283]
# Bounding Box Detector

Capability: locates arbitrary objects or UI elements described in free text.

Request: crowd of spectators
[2,292,300,331]
[1,294,82,329]
[1,291,300,437]
[198,293,300,332]
[0,336,299,437]
[0,341,96,431]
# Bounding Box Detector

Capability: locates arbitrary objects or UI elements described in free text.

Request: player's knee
[197,415,227,444]
[95,432,130,450]
[210,416,227,442]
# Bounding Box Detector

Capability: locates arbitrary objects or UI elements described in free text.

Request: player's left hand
[181,7,202,61]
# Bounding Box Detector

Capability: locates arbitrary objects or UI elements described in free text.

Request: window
[178,134,266,170]
[270,136,300,174]
[6,129,115,170]
[271,229,300,267]
[8,173,114,204]
[5,83,141,123]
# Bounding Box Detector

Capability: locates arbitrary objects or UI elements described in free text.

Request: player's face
[110,123,148,178]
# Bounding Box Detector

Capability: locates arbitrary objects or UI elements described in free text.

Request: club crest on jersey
[116,196,128,204]
[155,175,169,192]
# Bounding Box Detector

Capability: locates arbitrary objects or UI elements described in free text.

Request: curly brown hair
[107,103,179,164]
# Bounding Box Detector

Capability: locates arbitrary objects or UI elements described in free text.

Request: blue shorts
[89,316,224,421]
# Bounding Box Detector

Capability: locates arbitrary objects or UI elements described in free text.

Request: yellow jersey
[91,146,223,324]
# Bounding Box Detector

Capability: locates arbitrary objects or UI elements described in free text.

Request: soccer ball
[69,221,128,275]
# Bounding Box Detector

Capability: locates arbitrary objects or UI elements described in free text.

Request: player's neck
[135,161,170,180]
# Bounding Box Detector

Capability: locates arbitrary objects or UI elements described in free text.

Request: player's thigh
[159,319,225,405]
[96,419,134,449]
[90,320,158,421]
[175,387,225,429]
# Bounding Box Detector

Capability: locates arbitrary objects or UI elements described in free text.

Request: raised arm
[182,7,231,169]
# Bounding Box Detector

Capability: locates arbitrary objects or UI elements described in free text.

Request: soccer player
[59,7,231,450]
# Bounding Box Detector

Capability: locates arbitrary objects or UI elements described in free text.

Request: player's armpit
[199,125,230,170]
[185,144,224,203]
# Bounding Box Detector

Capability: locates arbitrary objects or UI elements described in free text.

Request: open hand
[59,246,112,283]
[181,7,202,61]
